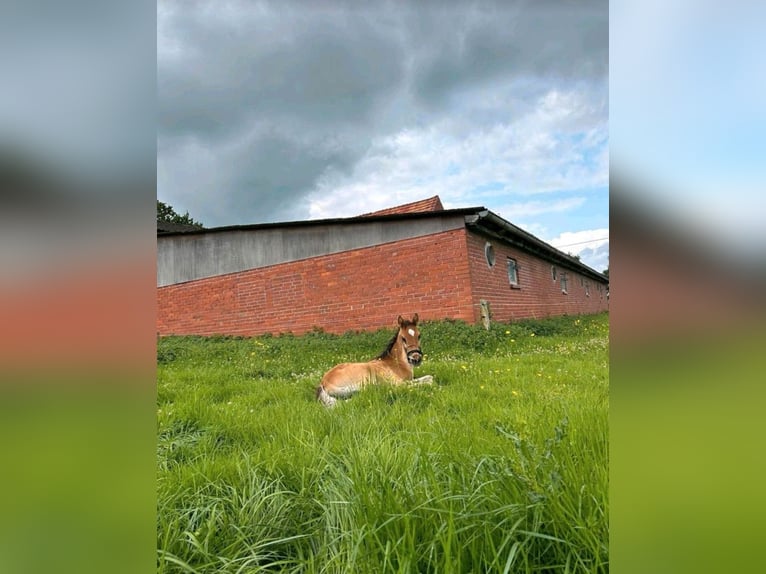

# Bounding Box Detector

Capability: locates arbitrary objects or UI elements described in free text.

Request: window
[551,266,557,281]
[585,281,590,297]
[507,258,519,286]
[484,242,496,267]
[560,273,568,294]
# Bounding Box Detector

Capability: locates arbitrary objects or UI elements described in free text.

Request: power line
[554,237,609,248]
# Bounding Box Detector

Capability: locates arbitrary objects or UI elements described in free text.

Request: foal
[316,314,433,408]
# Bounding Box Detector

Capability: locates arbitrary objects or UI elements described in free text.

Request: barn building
[157,196,608,336]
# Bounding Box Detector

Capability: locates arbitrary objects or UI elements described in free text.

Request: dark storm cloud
[409,1,608,103]
[158,0,608,226]
[220,130,354,222]
[159,4,405,140]
[159,1,412,223]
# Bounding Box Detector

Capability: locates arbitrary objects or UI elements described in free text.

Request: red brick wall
[157,229,475,336]
[465,231,609,323]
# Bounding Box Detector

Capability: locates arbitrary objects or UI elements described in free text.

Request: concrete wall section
[465,231,609,323]
[157,216,466,287]
[157,228,475,337]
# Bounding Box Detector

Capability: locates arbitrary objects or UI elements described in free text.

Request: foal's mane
[375,320,416,360]
[375,332,399,360]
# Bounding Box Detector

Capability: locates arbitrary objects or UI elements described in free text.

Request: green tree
[602,267,609,279]
[157,200,203,227]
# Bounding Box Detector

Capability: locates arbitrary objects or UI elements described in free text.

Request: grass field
[157,312,609,573]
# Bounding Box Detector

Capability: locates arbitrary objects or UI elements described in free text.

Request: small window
[485,242,496,267]
[551,266,557,281]
[507,258,519,286]
[585,281,590,297]
[560,273,568,294]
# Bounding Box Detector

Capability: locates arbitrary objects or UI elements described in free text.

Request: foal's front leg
[410,375,434,386]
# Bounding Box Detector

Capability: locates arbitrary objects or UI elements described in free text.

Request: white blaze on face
[408,329,415,336]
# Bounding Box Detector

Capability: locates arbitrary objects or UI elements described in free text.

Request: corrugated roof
[157,206,481,236]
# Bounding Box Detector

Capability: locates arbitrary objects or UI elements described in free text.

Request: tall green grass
[158,313,608,573]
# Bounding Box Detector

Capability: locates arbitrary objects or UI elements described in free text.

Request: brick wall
[465,231,609,323]
[157,229,475,336]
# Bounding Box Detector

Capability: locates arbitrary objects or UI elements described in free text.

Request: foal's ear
[398,315,405,327]
[412,313,419,324]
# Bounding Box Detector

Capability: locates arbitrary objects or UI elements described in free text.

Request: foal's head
[397,313,423,367]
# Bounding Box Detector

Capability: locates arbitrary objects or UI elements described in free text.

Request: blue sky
[158,1,609,272]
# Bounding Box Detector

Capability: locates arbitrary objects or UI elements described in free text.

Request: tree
[602,268,609,279]
[157,200,203,227]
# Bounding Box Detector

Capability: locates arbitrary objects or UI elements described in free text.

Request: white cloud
[577,242,610,273]
[308,84,607,220]
[548,228,609,249]
[547,228,609,272]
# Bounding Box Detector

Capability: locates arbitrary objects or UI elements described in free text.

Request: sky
[158,0,609,272]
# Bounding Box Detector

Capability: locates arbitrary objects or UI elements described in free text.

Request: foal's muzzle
[407,348,423,367]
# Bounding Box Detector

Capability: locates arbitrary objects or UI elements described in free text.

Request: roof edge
[467,210,608,282]
[157,206,486,237]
